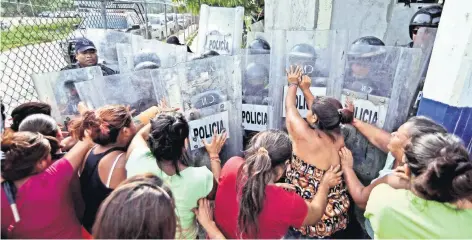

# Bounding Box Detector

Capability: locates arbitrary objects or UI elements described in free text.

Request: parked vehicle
[61,12,146,66]
[148,14,177,40]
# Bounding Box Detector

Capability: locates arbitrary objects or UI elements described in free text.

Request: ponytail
[406,133,472,203]
[68,105,132,145]
[237,147,273,236]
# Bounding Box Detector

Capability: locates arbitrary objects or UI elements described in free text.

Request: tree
[175,0,262,16]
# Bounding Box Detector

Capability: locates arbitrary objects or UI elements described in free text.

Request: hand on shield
[157,99,180,113]
[339,147,354,169]
[78,102,90,116]
[202,129,227,158]
[300,75,312,91]
[286,65,303,85]
[344,98,354,113]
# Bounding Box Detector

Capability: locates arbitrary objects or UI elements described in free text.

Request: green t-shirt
[365,184,472,239]
[126,147,214,239]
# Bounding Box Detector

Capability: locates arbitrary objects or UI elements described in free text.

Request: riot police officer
[345,36,391,97]
[133,51,161,71]
[405,5,442,48]
[61,38,118,76]
[248,38,270,55]
[242,62,269,105]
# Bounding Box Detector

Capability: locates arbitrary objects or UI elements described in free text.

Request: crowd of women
[1,66,471,239]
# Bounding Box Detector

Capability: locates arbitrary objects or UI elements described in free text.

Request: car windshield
[80,15,130,29]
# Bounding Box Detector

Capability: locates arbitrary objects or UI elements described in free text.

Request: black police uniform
[61,38,118,76]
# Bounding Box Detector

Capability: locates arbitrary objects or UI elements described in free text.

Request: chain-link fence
[1,0,198,116]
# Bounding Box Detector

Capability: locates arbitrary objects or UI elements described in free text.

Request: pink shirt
[1,158,83,239]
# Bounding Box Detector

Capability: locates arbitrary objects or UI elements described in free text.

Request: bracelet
[288,82,299,87]
[210,156,221,163]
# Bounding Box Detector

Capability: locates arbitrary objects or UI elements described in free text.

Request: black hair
[405,133,472,203]
[10,102,52,131]
[310,97,353,141]
[148,113,190,176]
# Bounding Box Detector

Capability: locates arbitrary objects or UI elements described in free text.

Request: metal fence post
[164,5,168,38]
[101,0,108,29]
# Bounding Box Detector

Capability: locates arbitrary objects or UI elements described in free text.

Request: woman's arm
[125,123,151,160]
[194,198,226,239]
[65,137,94,173]
[302,165,343,226]
[351,119,391,153]
[203,130,228,183]
[285,66,312,140]
[339,147,408,210]
[300,75,315,110]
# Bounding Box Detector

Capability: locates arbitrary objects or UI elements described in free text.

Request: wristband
[288,82,299,87]
[210,156,221,163]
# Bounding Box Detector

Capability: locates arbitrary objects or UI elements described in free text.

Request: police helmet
[409,5,442,39]
[347,36,386,60]
[133,51,161,69]
[288,43,317,76]
[244,62,269,87]
[134,62,160,71]
[248,38,270,54]
[288,43,317,61]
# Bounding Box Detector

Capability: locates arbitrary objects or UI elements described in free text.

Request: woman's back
[126,147,213,239]
[214,157,308,239]
[1,159,82,239]
[80,147,124,232]
[292,130,343,170]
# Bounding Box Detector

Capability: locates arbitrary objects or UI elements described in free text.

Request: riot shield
[408,27,437,117]
[240,53,271,145]
[268,30,349,129]
[117,43,134,74]
[340,45,422,131]
[83,70,159,115]
[31,66,103,126]
[159,55,243,167]
[74,80,103,110]
[129,35,187,70]
[98,30,131,71]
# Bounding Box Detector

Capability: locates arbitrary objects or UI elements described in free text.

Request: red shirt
[214,157,308,239]
[1,158,83,239]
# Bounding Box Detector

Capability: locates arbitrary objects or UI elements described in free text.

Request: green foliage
[175,0,262,16]
[1,19,80,52]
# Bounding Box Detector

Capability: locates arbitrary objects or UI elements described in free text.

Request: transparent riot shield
[408,27,437,117]
[98,30,131,71]
[84,70,159,115]
[339,45,422,132]
[240,53,271,145]
[163,56,243,167]
[31,66,103,126]
[268,30,349,130]
[74,80,103,110]
[130,35,187,70]
[117,43,134,74]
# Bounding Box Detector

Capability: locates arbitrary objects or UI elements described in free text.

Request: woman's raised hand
[286,65,303,85]
[202,129,228,158]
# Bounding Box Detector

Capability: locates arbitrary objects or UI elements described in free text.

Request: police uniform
[61,38,118,76]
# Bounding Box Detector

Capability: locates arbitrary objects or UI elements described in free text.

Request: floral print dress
[285,154,350,238]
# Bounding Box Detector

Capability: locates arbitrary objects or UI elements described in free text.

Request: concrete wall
[265,0,439,45]
[417,0,472,152]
